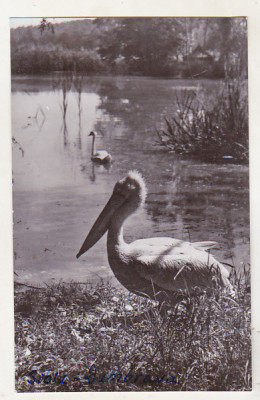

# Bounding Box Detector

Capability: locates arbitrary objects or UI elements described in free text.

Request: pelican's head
[76,170,147,258]
[113,170,147,208]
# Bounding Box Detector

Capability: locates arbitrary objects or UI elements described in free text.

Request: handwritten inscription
[27,364,179,386]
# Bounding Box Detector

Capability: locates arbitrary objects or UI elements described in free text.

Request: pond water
[12,75,250,287]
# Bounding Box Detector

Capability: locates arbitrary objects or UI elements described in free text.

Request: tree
[204,17,247,77]
[95,18,185,75]
[38,18,55,34]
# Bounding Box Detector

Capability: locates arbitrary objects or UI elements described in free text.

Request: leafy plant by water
[157,79,248,163]
[15,266,251,392]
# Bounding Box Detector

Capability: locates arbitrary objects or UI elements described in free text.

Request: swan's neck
[91,135,96,156]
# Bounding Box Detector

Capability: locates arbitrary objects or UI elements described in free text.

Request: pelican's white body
[77,171,233,304]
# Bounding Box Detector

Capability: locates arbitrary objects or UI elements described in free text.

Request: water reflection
[88,162,112,183]
[53,75,74,147]
[11,75,249,285]
[145,160,249,264]
[73,73,84,150]
[22,104,46,131]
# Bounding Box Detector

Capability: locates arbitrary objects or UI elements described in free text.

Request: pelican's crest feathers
[127,170,147,205]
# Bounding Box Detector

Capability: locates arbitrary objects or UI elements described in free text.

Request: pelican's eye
[114,178,137,197]
[126,181,136,191]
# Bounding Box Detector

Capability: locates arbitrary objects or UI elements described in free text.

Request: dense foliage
[11,17,247,78]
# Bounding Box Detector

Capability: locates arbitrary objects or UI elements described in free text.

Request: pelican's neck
[107,200,138,247]
[91,135,96,156]
[108,218,125,247]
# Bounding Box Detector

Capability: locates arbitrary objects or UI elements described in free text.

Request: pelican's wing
[129,246,230,295]
[128,237,218,259]
[129,237,193,257]
[130,237,218,254]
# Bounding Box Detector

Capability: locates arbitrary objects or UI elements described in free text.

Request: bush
[157,79,248,163]
[11,46,104,75]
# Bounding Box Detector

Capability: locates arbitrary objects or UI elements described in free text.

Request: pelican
[89,131,112,164]
[76,171,233,305]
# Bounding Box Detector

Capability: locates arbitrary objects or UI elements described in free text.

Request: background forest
[11,17,247,78]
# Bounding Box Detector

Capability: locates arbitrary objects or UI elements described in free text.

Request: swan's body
[77,171,233,305]
[89,131,112,164]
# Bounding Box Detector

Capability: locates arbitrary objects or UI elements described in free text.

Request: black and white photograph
[10,14,251,393]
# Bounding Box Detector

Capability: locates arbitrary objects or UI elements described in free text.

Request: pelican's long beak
[76,191,127,258]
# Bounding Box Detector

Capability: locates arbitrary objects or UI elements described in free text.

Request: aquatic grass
[14,268,251,392]
[157,79,248,163]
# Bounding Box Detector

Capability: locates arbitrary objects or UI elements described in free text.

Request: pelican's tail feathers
[192,241,218,250]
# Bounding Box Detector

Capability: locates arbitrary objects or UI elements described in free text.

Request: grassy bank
[14,268,251,392]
